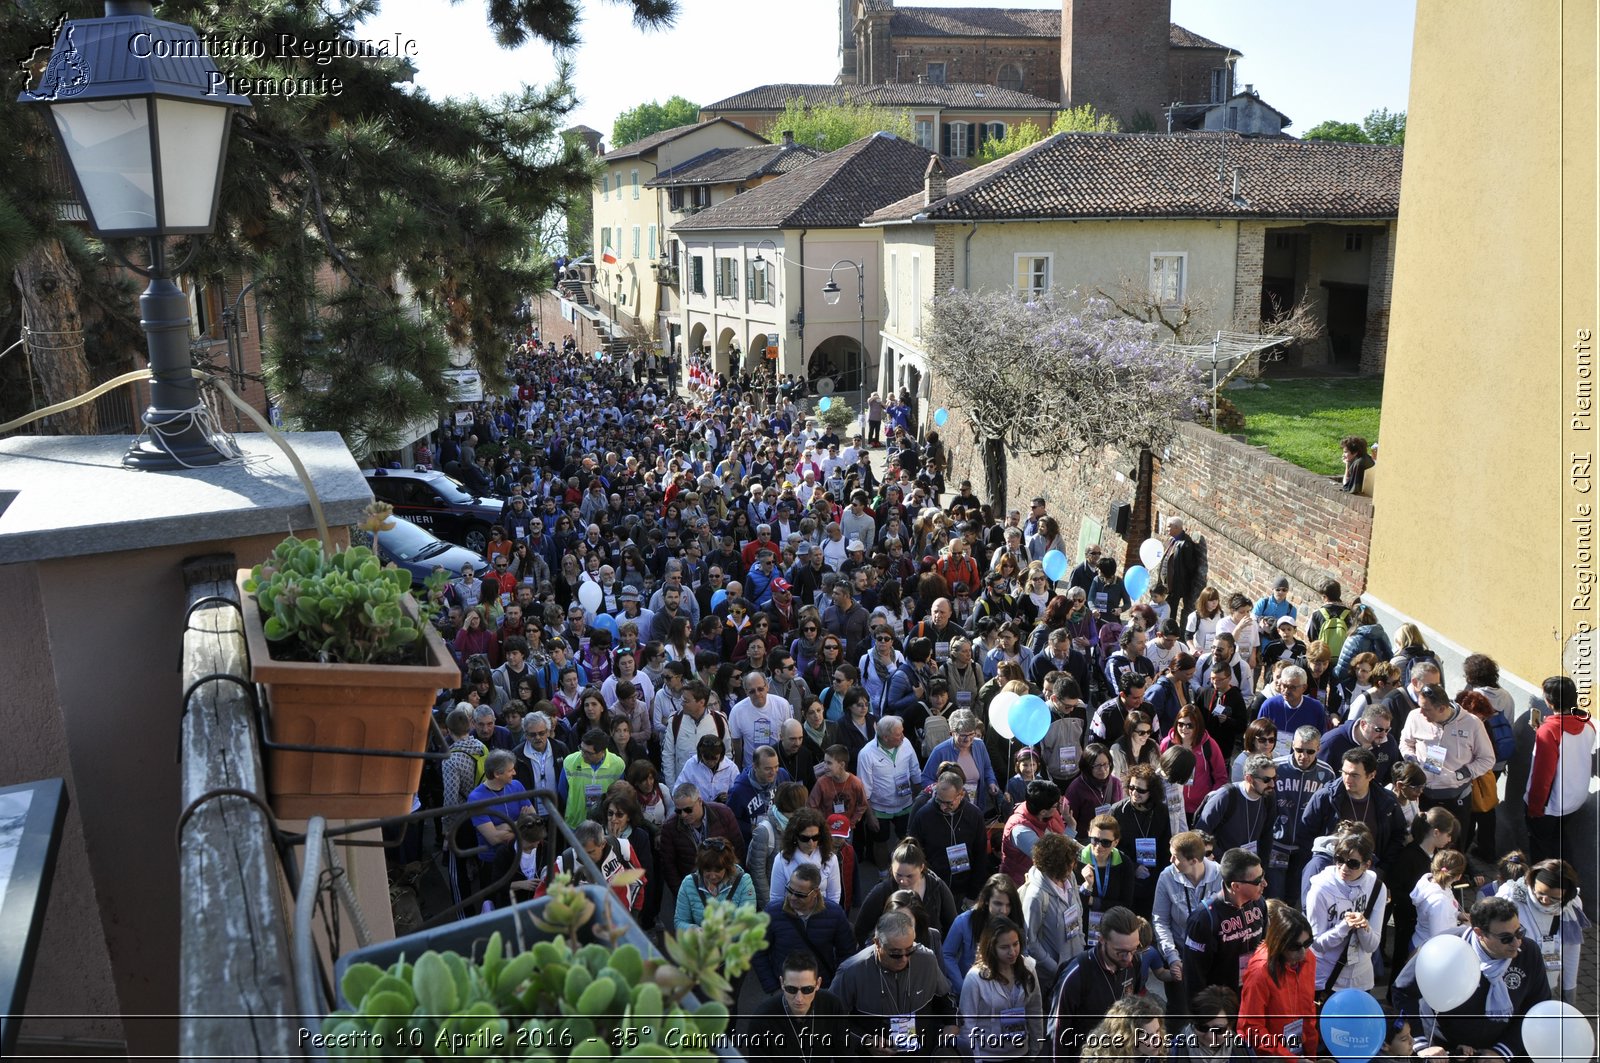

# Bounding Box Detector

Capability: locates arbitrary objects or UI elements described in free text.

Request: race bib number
[888,1015,919,1053]
[834,798,846,814]
[1541,934,1561,970]
[965,781,979,800]
[1087,909,1103,948]
[895,777,913,801]
[956,690,973,706]
[947,842,972,875]
[1059,745,1079,775]
[1283,1019,1304,1056]
[1095,803,1113,818]
[999,1007,1027,1038]
[584,784,603,808]
[1240,840,1258,856]
[935,641,950,658]
[580,637,591,652]
[1424,744,1448,775]
[1136,837,1157,868]
[1269,841,1295,871]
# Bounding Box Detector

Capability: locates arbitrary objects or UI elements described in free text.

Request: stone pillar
[1232,221,1266,331]
[933,225,956,296]
[1360,224,1396,373]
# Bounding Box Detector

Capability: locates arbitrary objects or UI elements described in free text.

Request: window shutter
[965,122,976,157]
[941,122,951,156]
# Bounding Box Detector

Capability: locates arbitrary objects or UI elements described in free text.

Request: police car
[364,467,505,556]
[360,515,489,590]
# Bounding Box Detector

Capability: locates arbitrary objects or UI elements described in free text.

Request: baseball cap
[826,813,852,840]
[847,539,866,552]
[1274,577,1291,591]
[619,587,641,601]
[796,542,813,556]
[772,576,792,594]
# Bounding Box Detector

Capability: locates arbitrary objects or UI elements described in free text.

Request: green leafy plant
[243,508,442,665]
[815,398,855,432]
[321,877,769,1060]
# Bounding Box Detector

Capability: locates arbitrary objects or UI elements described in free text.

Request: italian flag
[601,244,618,265]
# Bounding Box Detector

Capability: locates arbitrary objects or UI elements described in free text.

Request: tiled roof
[645,143,824,188]
[602,117,758,161]
[863,132,1402,224]
[704,82,1059,113]
[672,132,942,230]
[889,7,1059,37]
[879,9,1235,52]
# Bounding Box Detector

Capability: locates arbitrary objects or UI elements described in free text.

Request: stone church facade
[839,0,1239,128]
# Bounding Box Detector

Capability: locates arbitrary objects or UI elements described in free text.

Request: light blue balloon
[1124,564,1150,601]
[1319,988,1386,1063]
[933,407,949,427]
[1011,694,1050,746]
[1041,549,1068,582]
[592,612,619,637]
[818,396,832,411]
[711,588,728,610]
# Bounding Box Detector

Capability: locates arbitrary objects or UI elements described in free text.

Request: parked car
[361,515,488,590]
[364,467,504,555]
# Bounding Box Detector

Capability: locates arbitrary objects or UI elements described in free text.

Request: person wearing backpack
[441,704,490,908]
[748,782,809,907]
[1304,580,1351,661]
[1458,689,1516,859]
[661,680,728,789]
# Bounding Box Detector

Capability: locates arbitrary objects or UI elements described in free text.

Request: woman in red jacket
[1239,899,1319,1060]
[1159,706,1228,815]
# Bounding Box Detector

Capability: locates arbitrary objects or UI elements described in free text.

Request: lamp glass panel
[822,285,841,305]
[50,97,156,234]
[155,98,230,229]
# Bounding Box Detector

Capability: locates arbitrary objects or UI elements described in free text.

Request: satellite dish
[816,377,836,396]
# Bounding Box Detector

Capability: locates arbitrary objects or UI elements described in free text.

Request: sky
[361,0,1415,142]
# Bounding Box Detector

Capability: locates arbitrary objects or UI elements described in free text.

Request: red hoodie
[1526,709,1597,818]
[1238,944,1319,1060]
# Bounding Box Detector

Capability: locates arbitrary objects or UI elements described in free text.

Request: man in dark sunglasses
[1392,896,1550,1061]
[1318,702,1402,787]
[1181,848,1268,997]
[746,951,850,1061]
[831,910,956,1056]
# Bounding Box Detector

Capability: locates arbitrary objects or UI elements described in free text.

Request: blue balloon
[591,612,619,637]
[1041,549,1068,582]
[933,407,949,427]
[1320,988,1386,1063]
[1124,564,1150,601]
[711,588,728,610]
[1011,694,1050,746]
[818,396,832,411]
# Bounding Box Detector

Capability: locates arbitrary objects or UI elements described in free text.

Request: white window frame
[1149,252,1188,307]
[948,121,969,158]
[1013,252,1052,297]
[910,256,922,338]
[914,119,934,150]
[889,251,899,328]
[749,257,770,302]
[631,169,640,199]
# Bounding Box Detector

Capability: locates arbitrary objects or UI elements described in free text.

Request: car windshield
[428,475,475,504]
[380,516,449,562]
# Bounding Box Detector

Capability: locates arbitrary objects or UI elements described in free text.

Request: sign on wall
[443,369,483,404]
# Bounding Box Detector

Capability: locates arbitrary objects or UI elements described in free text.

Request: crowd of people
[395,332,1594,1062]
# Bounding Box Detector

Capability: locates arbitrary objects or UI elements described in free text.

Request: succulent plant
[243,527,431,666]
[321,876,768,1060]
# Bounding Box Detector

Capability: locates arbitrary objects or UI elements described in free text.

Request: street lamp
[821,260,866,436]
[20,0,250,469]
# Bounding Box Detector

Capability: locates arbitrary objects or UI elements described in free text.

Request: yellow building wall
[1367,0,1596,693]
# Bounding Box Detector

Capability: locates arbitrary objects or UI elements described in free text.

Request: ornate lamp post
[20,0,249,468]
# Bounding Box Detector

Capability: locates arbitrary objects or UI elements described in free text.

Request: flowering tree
[923,287,1206,518]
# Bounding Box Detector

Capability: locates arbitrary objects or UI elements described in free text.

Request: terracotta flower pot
[238,569,459,819]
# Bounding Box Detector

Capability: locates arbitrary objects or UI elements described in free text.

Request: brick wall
[889,40,1063,103]
[933,225,956,293]
[930,377,1374,603]
[1361,226,1395,373]
[1062,0,1171,122]
[533,290,610,355]
[1233,221,1265,331]
[1166,48,1231,107]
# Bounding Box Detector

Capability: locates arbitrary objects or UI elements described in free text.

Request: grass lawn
[1226,376,1384,475]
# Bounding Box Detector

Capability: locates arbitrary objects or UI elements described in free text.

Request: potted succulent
[239,503,458,818]
[322,878,767,1060]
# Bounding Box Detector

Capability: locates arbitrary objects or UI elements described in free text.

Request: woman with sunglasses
[788,615,824,682]
[673,836,755,931]
[1305,831,1386,992]
[1172,986,1250,1063]
[1238,900,1319,1059]
[1111,765,1172,912]
[1109,709,1162,781]
[1160,707,1228,816]
[769,807,842,905]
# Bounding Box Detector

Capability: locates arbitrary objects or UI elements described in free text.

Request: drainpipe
[796,229,807,384]
[963,222,980,289]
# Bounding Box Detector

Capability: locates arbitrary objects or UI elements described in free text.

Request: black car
[364,467,504,555]
[360,515,489,590]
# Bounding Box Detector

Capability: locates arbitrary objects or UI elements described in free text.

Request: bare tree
[923,288,1206,515]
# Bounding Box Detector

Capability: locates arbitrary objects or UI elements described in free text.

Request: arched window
[996,63,1024,92]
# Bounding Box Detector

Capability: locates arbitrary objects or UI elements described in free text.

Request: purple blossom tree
[923,287,1206,533]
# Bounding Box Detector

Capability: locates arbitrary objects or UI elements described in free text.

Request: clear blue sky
[362,0,1415,142]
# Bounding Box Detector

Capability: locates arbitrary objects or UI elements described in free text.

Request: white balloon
[1139,537,1166,570]
[1413,935,1480,1012]
[1523,1000,1595,1063]
[577,581,602,614]
[988,690,1020,741]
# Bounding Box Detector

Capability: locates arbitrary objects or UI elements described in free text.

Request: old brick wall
[1166,48,1231,107]
[1062,0,1171,123]
[890,40,1063,102]
[533,290,610,354]
[929,376,1374,604]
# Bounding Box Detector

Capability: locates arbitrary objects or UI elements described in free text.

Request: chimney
[1244,83,1254,96]
[923,155,947,206]
[781,129,794,147]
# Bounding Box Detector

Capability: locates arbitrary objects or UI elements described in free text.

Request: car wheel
[463,524,489,556]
